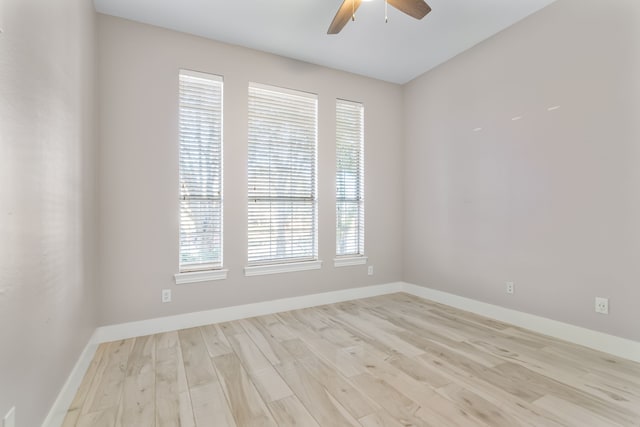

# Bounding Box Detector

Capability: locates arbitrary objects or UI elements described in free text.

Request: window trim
[333,256,368,268]
[174,269,228,285]
[244,260,322,277]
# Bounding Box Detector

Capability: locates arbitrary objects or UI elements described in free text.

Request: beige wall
[404,0,640,341]
[0,0,97,425]
[97,15,404,325]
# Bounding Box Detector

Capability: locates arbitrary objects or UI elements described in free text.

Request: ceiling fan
[327,0,432,34]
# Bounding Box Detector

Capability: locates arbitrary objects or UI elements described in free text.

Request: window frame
[334,98,366,266]
[245,82,321,275]
[175,69,227,284]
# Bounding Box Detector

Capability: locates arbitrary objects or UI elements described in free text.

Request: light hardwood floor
[63,293,640,426]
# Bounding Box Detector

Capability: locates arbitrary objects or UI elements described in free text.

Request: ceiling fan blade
[327,0,363,34]
[387,0,431,20]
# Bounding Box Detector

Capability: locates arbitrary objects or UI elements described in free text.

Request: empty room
[2,0,640,426]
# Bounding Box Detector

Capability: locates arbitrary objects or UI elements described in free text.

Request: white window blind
[248,83,318,265]
[178,70,223,272]
[336,99,364,256]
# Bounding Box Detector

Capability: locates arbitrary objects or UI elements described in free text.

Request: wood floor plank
[334,309,425,357]
[177,392,196,427]
[581,371,640,407]
[267,395,320,427]
[239,316,296,366]
[435,383,517,427]
[254,313,298,342]
[469,336,590,378]
[369,298,470,342]
[543,341,640,379]
[155,332,195,427]
[281,338,377,419]
[64,293,640,427]
[119,373,155,427]
[385,352,451,389]
[419,339,546,403]
[275,359,361,427]
[276,311,368,377]
[343,341,455,414]
[249,366,293,403]
[200,324,233,358]
[494,361,639,425]
[62,343,108,427]
[155,359,181,427]
[304,309,392,361]
[212,352,277,427]
[350,373,432,427]
[178,327,217,388]
[534,394,624,427]
[364,304,505,369]
[118,335,155,427]
[75,407,117,427]
[155,330,190,393]
[222,327,294,402]
[223,331,272,374]
[218,320,246,337]
[83,339,135,415]
[417,347,569,426]
[190,382,236,427]
[358,410,405,427]
[474,336,640,414]
[414,394,485,427]
[238,318,279,361]
[125,335,155,377]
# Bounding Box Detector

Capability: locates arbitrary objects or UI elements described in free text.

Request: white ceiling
[93,0,558,84]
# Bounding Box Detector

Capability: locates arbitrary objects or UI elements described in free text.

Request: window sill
[334,256,368,267]
[244,260,323,277]
[174,268,228,285]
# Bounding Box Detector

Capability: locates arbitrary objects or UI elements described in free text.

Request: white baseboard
[44,280,640,426]
[403,282,640,363]
[92,282,405,344]
[92,281,640,363]
[41,334,99,427]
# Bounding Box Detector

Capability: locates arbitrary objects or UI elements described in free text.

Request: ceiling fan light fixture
[327,0,431,34]
[385,0,389,23]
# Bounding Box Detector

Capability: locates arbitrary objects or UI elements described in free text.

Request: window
[246,83,319,274]
[177,70,225,282]
[335,99,365,262]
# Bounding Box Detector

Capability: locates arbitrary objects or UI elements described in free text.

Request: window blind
[178,70,223,272]
[336,99,364,256]
[248,83,318,265]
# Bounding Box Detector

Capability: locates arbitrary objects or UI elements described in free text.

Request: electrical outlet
[162,289,172,303]
[3,406,15,427]
[506,281,515,294]
[367,265,374,276]
[595,297,609,314]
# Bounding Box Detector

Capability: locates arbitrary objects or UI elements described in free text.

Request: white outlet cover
[367,266,374,276]
[595,297,609,314]
[506,281,515,294]
[3,406,15,427]
[162,289,172,303]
